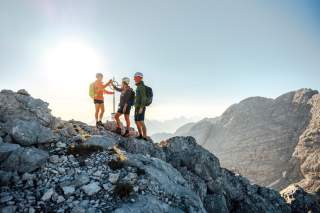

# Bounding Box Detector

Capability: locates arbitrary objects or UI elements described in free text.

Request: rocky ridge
[0,89,319,212]
[171,89,320,196]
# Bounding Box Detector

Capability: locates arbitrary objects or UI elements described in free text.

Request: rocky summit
[0,89,319,213]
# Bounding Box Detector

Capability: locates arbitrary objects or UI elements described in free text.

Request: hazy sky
[1,0,320,122]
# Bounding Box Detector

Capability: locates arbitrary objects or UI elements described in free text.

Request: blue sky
[1,0,320,122]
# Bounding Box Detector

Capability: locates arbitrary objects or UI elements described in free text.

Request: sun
[42,38,106,84]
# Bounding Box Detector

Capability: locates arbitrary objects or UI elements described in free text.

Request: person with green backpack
[133,72,153,141]
[89,73,113,127]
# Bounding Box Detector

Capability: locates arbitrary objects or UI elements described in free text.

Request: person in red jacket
[93,73,113,127]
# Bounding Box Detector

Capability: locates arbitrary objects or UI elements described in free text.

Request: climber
[89,73,113,127]
[134,72,153,141]
[111,77,135,137]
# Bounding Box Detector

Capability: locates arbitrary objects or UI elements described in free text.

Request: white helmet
[122,77,130,85]
[134,72,143,78]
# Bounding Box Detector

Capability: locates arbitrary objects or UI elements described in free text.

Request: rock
[0,143,20,161]
[1,147,48,173]
[3,134,12,143]
[17,89,30,96]
[81,182,101,196]
[0,206,17,213]
[119,138,165,160]
[56,196,65,203]
[0,137,3,144]
[71,206,86,213]
[56,141,67,148]
[28,207,35,213]
[204,194,228,213]
[162,136,221,181]
[108,173,120,184]
[113,195,184,213]
[73,174,90,187]
[125,153,206,212]
[0,192,13,203]
[41,188,54,201]
[10,119,56,146]
[161,136,291,213]
[85,135,117,150]
[62,186,75,195]
[49,155,61,164]
[281,184,320,213]
[22,173,35,181]
[0,170,13,186]
[0,89,54,127]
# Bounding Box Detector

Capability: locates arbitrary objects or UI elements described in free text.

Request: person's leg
[124,114,130,130]
[95,104,100,122]
[114,112,121,128]
[99,103,105,122]
[141,121,147,138]
[135,121,142,137]
[123,114,130,137]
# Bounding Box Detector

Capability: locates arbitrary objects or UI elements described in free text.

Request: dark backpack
[144,85,153,106]
[128,89,135,106]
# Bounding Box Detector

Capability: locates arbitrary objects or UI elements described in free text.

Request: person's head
[134,72,143,84]
[96,73,103,81]
[122,77,130,88]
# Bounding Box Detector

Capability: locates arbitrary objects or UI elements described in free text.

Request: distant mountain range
[153,89,320,197]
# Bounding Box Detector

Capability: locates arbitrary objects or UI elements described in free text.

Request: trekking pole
[112,77,116,120]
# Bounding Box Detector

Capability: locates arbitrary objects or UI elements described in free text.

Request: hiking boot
[98,121,104,127]
[142,137,149,141]
[113,127,122,135]
[122,130,130,137]
[135,135,143,140]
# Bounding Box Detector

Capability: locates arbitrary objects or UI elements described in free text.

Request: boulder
[0,89,54,127]
[85,135,117,150]
[0,170,14,186]
[17,89,30,96]
[1,147,48,173]
[119,138,165,160]
[161,136,221,181]
[0,143,20,161]
[81,182,101,196]
[41,188,54,201]
[10,119,56,146]
[281,184,320,213]
[125,153,206,212]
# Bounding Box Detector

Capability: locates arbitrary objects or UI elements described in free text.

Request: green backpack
[89,82,95,99]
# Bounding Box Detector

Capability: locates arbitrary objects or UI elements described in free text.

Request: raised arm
[103,79,113,89]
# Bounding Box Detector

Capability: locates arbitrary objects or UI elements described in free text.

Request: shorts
[134,107,146,121]
[117,105,132,115]
[94,99,104,104]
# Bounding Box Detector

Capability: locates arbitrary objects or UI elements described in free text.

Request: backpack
[127,88,135,106]
[144,85,153,106]
[89,82,95,99]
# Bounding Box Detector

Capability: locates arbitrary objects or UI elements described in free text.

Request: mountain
[146,117,196,135]
[172,88,320,195]
[151,118,219,143]
[0,89,318,212]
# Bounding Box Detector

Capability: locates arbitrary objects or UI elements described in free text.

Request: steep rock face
[176,89,319,191]
[292,94,320,194]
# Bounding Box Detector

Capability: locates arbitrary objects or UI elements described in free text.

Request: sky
[1,0,320,123]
